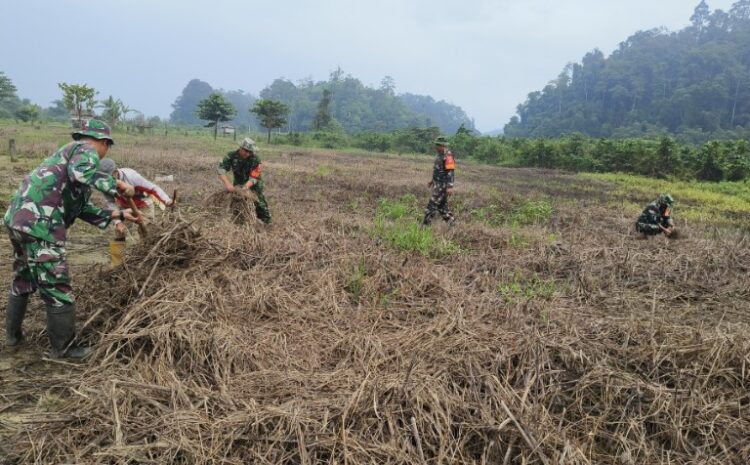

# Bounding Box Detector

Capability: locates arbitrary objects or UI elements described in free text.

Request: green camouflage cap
[434,136,450,146]
[658,193,674,206]
[72,119,115,145]
[239,137,257,152]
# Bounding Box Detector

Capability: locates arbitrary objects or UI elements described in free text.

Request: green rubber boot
[46,304,92,359]
[5,294,29,346]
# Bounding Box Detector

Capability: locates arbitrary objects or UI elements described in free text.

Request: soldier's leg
[6,231,33,346]
[252,183,272,224]
[27,242,73,308]
[25,242,88,357]
[422,184,443,226]
[437,190,455,224]
[635,222,660,236]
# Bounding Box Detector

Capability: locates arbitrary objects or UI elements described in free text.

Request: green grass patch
[498,272,558,303]
[345,259,367,302]
[582,172,750,226]
[509,199,553,225]
[373,195,460,258]
[377,194,418,220]
[470,197,553,227]
[314,165,333,177]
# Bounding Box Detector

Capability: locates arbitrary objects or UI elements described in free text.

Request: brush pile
[6,213,749,465]
[204,189,259,224]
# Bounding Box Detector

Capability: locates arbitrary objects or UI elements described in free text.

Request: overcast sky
[0,0,737,132]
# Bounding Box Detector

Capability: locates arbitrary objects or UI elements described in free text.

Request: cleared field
[1,126,749,464]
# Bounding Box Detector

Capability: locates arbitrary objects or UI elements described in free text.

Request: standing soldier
[3,119,140,358]
[636,193,676,239]
[217,137,272,224]
[422,136,456,227]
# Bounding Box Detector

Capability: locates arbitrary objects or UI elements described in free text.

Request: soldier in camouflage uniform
[635,193,676,239]
[3,120,140,358]
[422,136,456,226]
[217,137,272,224]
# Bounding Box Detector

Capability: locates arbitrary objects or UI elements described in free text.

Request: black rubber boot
[5,294,29,346]
[45,304,91,359]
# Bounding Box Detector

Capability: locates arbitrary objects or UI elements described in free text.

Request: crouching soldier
[422,136,456,227]
[636,193,676,239]
[98,158,173,240]
[217,138,272,224]
[3,120,141,359]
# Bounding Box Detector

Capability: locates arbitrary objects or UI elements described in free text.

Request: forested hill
[170,71,475,134]
[504,0,750,141]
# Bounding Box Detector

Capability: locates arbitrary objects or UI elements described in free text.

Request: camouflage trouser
[7,228,73,307]
[239,181,272,224]
[635,222,661,235]
[423,182,455,225]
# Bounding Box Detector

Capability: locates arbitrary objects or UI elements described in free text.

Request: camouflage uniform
[422,140,456,226]
[218,149,272,223]
[4,141,117,306]
[635,199,673,236]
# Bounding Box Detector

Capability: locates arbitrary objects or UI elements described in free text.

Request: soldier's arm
[217,154,235,191]
[124,169,171,204]
[68,149,118,196]
[79,201,115,229]
[245,161,262,188]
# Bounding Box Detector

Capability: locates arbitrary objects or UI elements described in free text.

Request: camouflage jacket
[637,202,672,227]
[3,141,118,245]
[432,148,456,186]
[217,150,262,186]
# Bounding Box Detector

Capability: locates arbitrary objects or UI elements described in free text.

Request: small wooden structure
[221,125,236,137]
[135,124,153,135]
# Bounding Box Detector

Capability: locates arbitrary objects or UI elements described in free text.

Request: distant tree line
[267,127,749,182]
[169,69,475,135]
[505,0,750,143]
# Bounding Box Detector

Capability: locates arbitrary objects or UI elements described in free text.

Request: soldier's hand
[428,181,434,188]
[122,209,143,223]
[115,222,127,234]
[117,180,136,198]
[225,184,236,193]
[446,187,454,196]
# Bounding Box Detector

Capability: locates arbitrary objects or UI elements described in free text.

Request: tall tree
[98,95,123,127]
[119,102,138,125]
[196,93,236,140]
[0,72,17,100]
[58,82,97,125]
[691,0,711,29]
[15,103,40,124]
[170,79,214,124]
[312,88,333,130]
[250,99,290,142]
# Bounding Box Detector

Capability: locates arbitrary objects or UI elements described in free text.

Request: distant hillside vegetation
[169,70,475,134]
[504,0,750,142]
[259,70,474,134]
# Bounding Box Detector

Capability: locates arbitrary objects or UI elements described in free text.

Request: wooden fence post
[9,138,17,162]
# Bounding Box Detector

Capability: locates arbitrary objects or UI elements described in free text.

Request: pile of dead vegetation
[204,189,258,224]
[5,215,750,464]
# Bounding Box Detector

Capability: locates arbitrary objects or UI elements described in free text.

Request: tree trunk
[267,128,271,143]
[731,79,741,127]
[213,119,218,140]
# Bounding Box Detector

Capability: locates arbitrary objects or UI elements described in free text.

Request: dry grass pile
[5,213,749,465]
[204,189,259,224]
